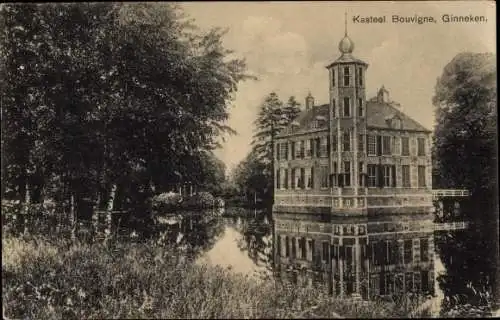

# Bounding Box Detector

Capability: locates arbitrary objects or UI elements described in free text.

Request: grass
[2,234,434,319]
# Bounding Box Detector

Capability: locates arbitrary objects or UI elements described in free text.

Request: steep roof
[278,100,430,137]
[366,101,430,132]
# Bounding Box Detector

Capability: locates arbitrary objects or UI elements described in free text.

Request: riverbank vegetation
[2,234,432,319]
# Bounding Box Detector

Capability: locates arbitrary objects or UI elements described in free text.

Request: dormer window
[393,118,401,129]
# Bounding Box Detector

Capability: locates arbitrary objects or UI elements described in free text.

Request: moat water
[156,207,488,317]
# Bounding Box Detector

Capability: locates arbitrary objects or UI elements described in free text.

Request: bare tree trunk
[92,192,101,237]
[69,193,75,240]
[105,184,117,241]
[23,181,30,235]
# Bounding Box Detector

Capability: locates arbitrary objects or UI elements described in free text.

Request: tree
[432,52,498,309]
[249,93,301,205]
[1,3,251,232]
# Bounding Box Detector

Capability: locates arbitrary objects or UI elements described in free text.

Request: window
[386,241,397,265]
[382,136,392,155]
[343,161,351,187]
[402,165,411,187]
[367,135,376,155]
[332,99,336,118]
[276,169,281,189]
[305,139,311,158]
[284,169,289,189]
[358,162,364,186]
[358,98,364,117]
[299,168,305,189]
[300,237,307,260]
[368,164,377,187]
[320,137,328,157]
[404,239,413,264]
[291,142,296,160]
[421,271,429,292]
[320,166,329,188]
[322,242,329,261]
[343,97,351,117]
[294,141,301,159]
[299,141,305,158]
[401,137,410,156]
[385,274,394,295]
[393,118,401,129]
[405,272,414,293]
[358,68,363,86]
[343,66,350,86]
[309,138,315,157]
[417,137,426,156]
[276,143,280,160]
[343,131,351,151]
[332,134,337,152]
[331,162,338,187]
[420,238,429,262]
[392,136,400,155]
[418,166,426,187]
[358,134,364,152]
[291,168,296,189]
[383,165,393,187]
[315,138,321,157]
[291,237,296,258]
[306,167,314,189]
[280,143,288,160]
[332,69,335,87]
[307,239,315,261]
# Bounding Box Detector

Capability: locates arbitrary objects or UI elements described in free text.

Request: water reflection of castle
[272,22,468,300]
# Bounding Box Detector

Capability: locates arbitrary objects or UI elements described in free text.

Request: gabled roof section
[277,104,329,137]
[366,101,430,132]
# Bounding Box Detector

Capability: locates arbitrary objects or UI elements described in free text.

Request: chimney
[377,85,390,103]
[305,92,314,110]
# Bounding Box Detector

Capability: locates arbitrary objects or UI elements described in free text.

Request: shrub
[152,192,183,212]
[183,192,215,209]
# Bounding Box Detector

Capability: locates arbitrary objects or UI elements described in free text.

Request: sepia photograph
[1,1,497,319]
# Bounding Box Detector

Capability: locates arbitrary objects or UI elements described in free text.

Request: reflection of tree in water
[157,210,226,260]
[229,210,273,271]
[435,226,493,312]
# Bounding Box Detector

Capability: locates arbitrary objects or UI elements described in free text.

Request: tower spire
[344,11,348,36]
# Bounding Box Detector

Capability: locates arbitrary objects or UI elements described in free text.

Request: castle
[272,26,436,299]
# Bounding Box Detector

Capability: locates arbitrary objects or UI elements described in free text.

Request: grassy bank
[2,235,429,319]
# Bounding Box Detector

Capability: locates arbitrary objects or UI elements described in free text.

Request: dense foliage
[432,52,498,309]
[1,3,248,219]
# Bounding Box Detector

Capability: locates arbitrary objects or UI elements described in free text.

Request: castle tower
[326,13,368,208]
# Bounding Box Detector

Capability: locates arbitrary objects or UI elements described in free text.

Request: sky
[181,1,496,172]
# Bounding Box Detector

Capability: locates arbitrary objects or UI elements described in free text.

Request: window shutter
[316,138,321,157]
[378,165,384,188]
[311,167,315,188]
[310,138,315,158]
[376,136,382,156]
[392,165,396,187]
